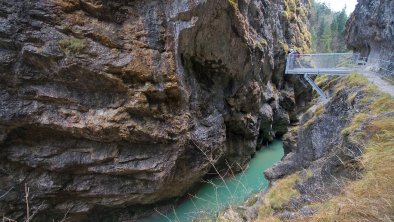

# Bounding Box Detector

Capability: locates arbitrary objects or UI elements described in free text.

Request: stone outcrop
[265,88,361,180]
[346,0,394,61]
[0,0,310,220]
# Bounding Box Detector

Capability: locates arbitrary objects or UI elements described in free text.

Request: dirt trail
[356,68,394,97]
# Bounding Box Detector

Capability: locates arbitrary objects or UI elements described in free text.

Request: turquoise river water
[146,140,284,222]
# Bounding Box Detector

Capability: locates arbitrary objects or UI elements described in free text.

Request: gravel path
[356,68,394,97]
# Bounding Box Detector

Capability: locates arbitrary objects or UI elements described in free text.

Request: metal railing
[285,53,359,75]
[283,52,393,101]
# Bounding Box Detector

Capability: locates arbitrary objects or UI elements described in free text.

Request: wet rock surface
[0,0,310,220]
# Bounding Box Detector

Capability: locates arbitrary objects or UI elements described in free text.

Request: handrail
[285,53,359,75]
[283,53,393,100]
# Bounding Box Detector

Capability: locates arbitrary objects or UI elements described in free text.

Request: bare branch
[172,206,180,222]
[2,216,17,222]
[25,183,30,222]
[59,207,71,222]
[29,201,46,221]
[154,208,172,222]
[0,186,14,200]
[191,141,234,200]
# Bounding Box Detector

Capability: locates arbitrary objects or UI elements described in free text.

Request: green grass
[256,170,313,222]
[256,171,308,221]
[265,173,300,210]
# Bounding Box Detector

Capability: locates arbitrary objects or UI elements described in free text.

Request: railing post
[285,54,293,74]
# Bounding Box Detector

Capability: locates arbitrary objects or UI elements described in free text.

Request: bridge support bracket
[303,74,328,102]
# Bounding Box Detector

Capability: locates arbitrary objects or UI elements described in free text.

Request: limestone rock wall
[0,0,310,220]
[346,0,394,61]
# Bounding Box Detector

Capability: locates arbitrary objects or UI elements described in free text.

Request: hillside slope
[255,73,394,221]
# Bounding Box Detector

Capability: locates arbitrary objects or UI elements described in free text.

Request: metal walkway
[285,53,360,100]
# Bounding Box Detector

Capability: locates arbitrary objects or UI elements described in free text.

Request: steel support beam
[303,74,328,101]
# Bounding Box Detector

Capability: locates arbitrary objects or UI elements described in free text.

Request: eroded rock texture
[346,0,394,61]
[0,0,310,220]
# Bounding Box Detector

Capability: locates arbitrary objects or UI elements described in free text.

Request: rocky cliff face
[265,78,363,181]
[0,0,310,220]
[346,0,394,61]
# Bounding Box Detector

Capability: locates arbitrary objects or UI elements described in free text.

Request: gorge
[0,0,393,221]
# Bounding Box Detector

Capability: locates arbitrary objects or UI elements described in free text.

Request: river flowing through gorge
[146,140,284,222]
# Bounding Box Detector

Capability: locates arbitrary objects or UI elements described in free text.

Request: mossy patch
[257,170,312,220]
[341,113,369,141]
[280,11,289,21]
[228,0,238,10]
[304,104,325,128]
[255,38,268,51]
[265,173,300,210]
[58,36,87,54]
[286,0,297,12]
[246,195,258,207]
[280,42,289,52]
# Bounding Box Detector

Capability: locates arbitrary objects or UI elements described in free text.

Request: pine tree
[309,0,349,52]
[337,8,347,33]
[322,24,332,52]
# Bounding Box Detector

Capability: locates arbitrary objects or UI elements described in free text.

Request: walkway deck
[285,53,357,75]
[285,53,394,99]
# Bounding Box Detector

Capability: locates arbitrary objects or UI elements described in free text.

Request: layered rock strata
[0,0,310,220]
